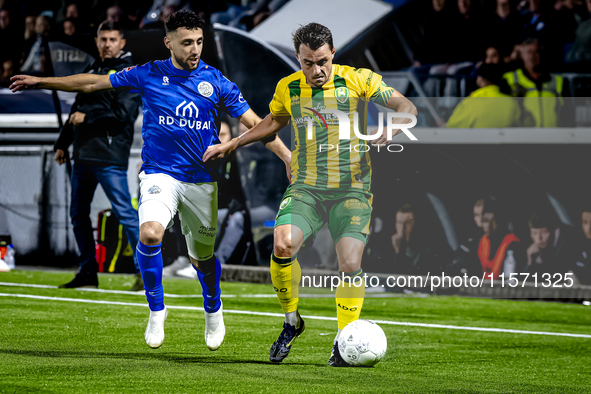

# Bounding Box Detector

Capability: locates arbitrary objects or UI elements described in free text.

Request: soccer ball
[338,320,387,367]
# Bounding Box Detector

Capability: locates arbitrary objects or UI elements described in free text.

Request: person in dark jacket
[54,20,142,290]
[571,208,591,285]
[525,212,571,277]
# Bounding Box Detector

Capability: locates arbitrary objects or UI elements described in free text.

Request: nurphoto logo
[304,108,418,152]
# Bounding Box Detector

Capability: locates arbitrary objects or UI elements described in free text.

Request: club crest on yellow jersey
[335,87,349,104]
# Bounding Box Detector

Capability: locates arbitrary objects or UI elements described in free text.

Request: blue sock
[136,242,164,311]
[194,256,222,313]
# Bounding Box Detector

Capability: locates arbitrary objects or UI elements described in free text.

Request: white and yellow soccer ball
[338,320,387,367]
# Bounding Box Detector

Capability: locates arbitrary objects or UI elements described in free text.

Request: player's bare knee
[338,259,361,274]
[140,222,164,245]
[273,234,293,257]
[274,225,303,257]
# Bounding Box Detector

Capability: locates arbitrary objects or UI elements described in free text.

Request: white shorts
[138,172,217,260]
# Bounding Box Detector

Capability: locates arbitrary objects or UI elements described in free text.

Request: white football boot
[145,306,168,348]
[204,300,225,351]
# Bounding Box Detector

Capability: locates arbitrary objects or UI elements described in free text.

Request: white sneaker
[145,307,168,348]
[163,256,191,277]
[176,264,198,279]
[204,301,225,351]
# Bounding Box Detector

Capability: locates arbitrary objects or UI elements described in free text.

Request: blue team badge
[148,185,161,194]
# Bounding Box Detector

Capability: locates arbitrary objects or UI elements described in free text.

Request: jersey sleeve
[349,68,383,100]
[219,74,250,118]
[109,63,147,94]
[269,80,290,117]
[354,69,400,107]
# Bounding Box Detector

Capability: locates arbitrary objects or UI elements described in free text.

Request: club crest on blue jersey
[198,81,213,97]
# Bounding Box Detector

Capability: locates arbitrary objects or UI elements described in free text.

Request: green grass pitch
[0,270,590,393]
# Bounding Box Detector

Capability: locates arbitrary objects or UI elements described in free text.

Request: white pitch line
[0,282,239,298]
[0,282,336,298]
[1,292,590,339]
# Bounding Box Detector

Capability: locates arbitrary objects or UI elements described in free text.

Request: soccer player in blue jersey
[10,10,290,350]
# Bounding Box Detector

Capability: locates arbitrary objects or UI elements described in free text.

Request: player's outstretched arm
[10,74,113,94]
[203,113,289,162]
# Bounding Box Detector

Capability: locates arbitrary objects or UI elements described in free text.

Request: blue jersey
[109,58,249,183]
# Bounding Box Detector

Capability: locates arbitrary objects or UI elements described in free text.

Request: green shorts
[274,184,373,245]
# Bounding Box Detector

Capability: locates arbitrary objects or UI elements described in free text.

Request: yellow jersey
[269,64,389,193]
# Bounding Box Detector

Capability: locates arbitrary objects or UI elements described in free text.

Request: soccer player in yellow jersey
[204,23,417,366]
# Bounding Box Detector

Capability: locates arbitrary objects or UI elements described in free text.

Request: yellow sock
[336,269,365,330]
[270,254,301,314]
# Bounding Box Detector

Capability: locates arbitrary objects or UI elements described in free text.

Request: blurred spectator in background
[447,198,487,275]
[503,38,563,127]
[106,4,136,29]
[21,14,52,73]
[571,208,591,284]
[447,63,521,127]
[478,198,522,279]
[521,0,576,70]
[565,0,591,70]
[385,204,437,275]
[140,0,189,29]
[66,2,79,19]
[525,212,570,276]
[53,21,142,290]
[22,15,37,56]
[62,16,76,36]
[487,0,527,58]
[106,5,125,23]
[554,0,590,23]
[451,0,487,63]
[210,0,286,31]
[56,1,94,35]
[484,46,502,65]
[464,199,485,256]
[414,0,457,65]
[0,8,21,66]
[473,198,484,230]
[0,58,13,87]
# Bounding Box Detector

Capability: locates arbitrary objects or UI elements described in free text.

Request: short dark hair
[476,63,504,87]
[397,204,413,214]
[292,23,333,53]
[165,9,205,35]
[63,17,77,27]
[97,20,124,38]
[529,212,554,229]
[522,36,538,46]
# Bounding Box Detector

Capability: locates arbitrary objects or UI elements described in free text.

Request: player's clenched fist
[203,138,239,162]
[9,75,40,93]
